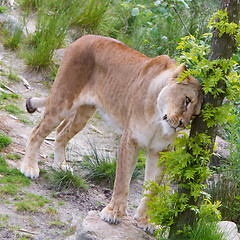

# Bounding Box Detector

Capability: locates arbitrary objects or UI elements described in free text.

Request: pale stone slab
[217,221,240,240]
[75,211,156,240]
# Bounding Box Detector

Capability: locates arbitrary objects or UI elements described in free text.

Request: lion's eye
[185,96,191,107]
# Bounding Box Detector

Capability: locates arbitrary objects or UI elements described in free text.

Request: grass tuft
[46,167,87,191]
[3,104,24,115]
[1,27,24,50]
[15,192,51,213]
[80,142,145,188]
[207,108,240,228]
[0,133,12,151]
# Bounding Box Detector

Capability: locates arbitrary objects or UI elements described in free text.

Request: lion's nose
[163,114,167,120]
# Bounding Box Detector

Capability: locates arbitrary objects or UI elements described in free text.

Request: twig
[45,137,55,142]
[0,83,17,94]
[18,75,31,89]
[0,87,9,94]
[172,6,191,37]
[18,229,36,235]
[43,140,53,147]
[16,151,25,155]
[89,125,103,135]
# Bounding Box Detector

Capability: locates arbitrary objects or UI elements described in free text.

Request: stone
[0,13,26,36]
[52,49,65,65]
[217,221,240,240]
[75,211,156,240]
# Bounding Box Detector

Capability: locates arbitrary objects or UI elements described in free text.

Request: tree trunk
[169,0,240,238]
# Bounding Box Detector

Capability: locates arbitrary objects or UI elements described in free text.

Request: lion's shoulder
[141,55,176,78]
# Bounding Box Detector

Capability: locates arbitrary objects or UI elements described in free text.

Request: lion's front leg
[134,151,166,234]
[100,130,140,224]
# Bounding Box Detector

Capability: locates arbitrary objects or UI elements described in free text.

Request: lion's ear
[172,63,187,80]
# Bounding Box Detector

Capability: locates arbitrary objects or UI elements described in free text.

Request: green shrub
[117,0,220,58]
[153,199,224,240]
[0,6,6,13]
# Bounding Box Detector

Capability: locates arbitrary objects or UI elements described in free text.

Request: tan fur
[21,35,203,233]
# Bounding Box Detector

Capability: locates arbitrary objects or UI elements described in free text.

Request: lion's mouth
[163,114,185,130]
[165,120,184,131]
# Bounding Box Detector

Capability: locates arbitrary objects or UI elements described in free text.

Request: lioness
[21,35,203,233]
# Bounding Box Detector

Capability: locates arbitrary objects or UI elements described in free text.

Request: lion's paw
[52,162,73,174]
[134,215,156,235]
[99,205,124,224]
[60,163,73,174]
[20,162,39,180]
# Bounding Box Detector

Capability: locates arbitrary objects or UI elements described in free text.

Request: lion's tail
[26,97,48,113]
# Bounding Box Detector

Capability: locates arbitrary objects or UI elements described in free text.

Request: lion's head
[157,63,203,134]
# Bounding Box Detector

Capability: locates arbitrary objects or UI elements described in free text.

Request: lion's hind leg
[20,112,63,179]
[53,105,96,171]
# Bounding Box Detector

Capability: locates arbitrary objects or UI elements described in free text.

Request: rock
[52,48,65,64]
[75,211,155,240]
[217,221,240,240]
[0,13,26,36]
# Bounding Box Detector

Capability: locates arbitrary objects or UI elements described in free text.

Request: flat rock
[75,211,155,240]
[217,221,240,240]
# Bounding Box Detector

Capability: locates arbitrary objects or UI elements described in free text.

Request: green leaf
[151,26,159,38]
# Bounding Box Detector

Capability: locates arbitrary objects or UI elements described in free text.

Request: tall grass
[17,0,39,11]
[45,167,87,191]
[207,106,240,229]
[17,0,222,70]
[1,26,23,50]
[19,0,121,70]
[70,0,113,36]
[80,141,144,188]
[22,0,69,70]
